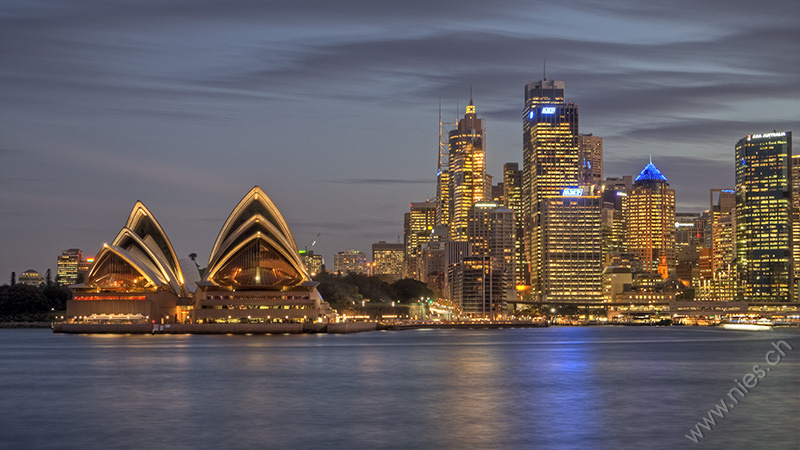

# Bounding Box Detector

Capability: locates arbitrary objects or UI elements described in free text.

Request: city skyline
[2,0,799,278]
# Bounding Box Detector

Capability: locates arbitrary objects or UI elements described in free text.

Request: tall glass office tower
[735,131,793,302]
[522,79,579,299]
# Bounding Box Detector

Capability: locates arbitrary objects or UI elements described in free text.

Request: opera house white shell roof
[202,186,313,289]
[77,186,314,296]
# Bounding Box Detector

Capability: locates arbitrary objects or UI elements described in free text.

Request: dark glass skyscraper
[735,131,793,302]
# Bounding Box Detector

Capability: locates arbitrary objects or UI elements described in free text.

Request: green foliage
[0,284,71,321]
[312,273,435,311]
[391,278,434,303]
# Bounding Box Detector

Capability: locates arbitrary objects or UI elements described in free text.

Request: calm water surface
[1,327,798,449]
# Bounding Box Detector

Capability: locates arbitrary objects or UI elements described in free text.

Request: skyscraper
[625,161,676,277]
[793,154,800,301]
[467,201,516,310]
[448,98,486,240]
[404,201,437,279]
[540,188,603,303]
[578,133,603,185]
[522,79,579,298]
[503,162,526,288]
[735,131,793,302]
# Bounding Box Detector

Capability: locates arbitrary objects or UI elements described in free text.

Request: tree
[10,271,15,286]
[0,284,49,321]
[391,278,434,303]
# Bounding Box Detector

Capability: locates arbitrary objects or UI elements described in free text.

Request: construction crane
[304,233,321,252]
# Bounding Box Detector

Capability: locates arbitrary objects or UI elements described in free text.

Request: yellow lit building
[372,241,404,280]
[57,248,83,286]
[448,99,486,241]
[522,79,580,299]
[466,201,516,310]
[625,160,676,276]
[333,250,368,275]
[735,132,793,302]
[404,201,436,279]
[503,162,526,289]
[578,133,603,185]
[540,188,603,303]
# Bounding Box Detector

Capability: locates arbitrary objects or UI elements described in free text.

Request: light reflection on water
[1,327,798,449]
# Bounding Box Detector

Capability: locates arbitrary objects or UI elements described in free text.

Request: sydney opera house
[67,187,334,325]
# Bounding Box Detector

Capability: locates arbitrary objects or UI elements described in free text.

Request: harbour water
[1,327,798,449]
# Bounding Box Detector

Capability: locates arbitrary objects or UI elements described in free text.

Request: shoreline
[0,322,52,329]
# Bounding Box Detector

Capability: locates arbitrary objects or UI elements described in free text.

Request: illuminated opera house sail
[194,186,333,323]
[68,201,193,323]
[67,187,333,325]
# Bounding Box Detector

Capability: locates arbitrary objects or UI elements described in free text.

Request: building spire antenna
[543,59,546,80]
[650,154,653,164]
[470,84,473,105]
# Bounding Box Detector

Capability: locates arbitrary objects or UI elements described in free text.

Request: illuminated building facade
[792,154,800,301]
[466,202,515,308]
[18,269,43,286]
[68,201,192,323]
[195,187,333,323]
[735,132,793,302]
[448,99,486,240]
[68,187,333,325]
[404,201,437,279]
[540,188,603,303]
[57,248,83,286]
[522,79,580,298]
[447,257,507,319]
[333,250,368,275]
[578,133,603,185]
[601,176,633,260]
[503,162,526,288]
[625,161,676,276]
[299,250,324,277]
[372,241,404,280]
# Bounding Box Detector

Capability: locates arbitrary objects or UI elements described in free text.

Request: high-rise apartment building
[403,201,437,279]
[578,134,603,185]
[735,131,793,302]
[333,250,368,275]
[57,248,83,286]
[448,99,486,240]
[522,79,580,298]
[540,188,603,303]
[372,241,405,280]
[625,161,676,277]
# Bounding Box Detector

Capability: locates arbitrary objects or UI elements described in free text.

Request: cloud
[324,178,431,185]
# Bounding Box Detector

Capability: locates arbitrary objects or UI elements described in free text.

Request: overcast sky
[1,0,798,278]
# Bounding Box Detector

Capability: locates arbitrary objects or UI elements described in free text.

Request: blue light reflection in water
[0,327,798,449]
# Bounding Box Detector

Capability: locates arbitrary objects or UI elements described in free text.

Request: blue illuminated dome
[634,162,668,184]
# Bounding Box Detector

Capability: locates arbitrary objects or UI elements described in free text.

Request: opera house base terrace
[54,186,374,335]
